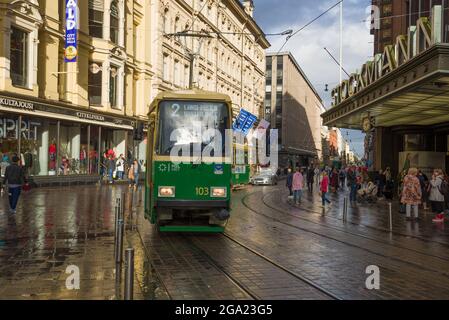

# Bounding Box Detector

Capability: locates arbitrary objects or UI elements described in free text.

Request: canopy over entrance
[322,44,449,130]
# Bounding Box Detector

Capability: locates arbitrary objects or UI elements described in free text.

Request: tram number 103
[195,187,209,196]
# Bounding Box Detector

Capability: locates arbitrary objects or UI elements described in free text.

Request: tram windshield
[157,100,229,156]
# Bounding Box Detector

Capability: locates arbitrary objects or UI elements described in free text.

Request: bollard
[342,197,347,222]
[388,202,393,231]
[115,219,124,264]
[114,205,119,258]
[345,197,349,221]
[124,248,135,300]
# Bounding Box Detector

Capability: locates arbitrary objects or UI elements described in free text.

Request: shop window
[10,26,28,87]
[88,61,102,105]
[58,122,86,175]
[0,114,19,177]
[89,126,100,174]
[109,65,118,108]
[110,1,119,44]
[88,0,104,38]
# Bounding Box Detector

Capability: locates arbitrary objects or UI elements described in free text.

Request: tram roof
[151,89,232,106]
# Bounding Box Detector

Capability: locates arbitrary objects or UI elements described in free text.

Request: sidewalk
[0,185,145,300]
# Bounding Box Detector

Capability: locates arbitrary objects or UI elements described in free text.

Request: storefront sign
[76,112,105,122]
[331,8,441,107]
[64,0,78,63]
[0,97,34,111]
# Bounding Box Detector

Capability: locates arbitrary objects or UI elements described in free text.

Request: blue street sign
[64,0,78,63]
[232,109,257,136]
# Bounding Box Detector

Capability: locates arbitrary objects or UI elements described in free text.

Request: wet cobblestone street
[1,184,449,300]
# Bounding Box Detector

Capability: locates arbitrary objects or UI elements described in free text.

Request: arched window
[110,1,119,44]
[89,0,104,38]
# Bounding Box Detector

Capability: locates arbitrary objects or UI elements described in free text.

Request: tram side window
[157,100,229,157]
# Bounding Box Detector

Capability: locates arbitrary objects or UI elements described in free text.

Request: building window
[109,65,118,108]
[184,64,189,88]
[88,62,102,105]
[163,54,169,81]
[10,26,28,87]
[88,0,104,38]
[174,60,180,86]
[110,1,119,44]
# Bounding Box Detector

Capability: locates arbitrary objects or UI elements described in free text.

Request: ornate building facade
[0,0,152,182]
[152,0,270,117]
[0,0,267,184]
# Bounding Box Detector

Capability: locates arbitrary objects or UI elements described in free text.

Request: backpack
[438,179,449,197]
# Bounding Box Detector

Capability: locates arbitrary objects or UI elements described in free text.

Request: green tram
[231,143,250,186]
[144,89,233,232]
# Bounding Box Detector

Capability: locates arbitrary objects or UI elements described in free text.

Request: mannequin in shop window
[80,146,87,174]
[89,149,98,174]
[49,139,57,172]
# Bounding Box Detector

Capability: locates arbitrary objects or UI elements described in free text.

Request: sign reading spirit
[331,5,444,107]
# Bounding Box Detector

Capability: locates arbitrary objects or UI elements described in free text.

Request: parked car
[250,169,278,186]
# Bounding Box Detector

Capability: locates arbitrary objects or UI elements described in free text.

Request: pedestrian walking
[128,159,140,189]
[339,168,346,190]
[307,165,314,192]
[314,166,320,189]
[347,167,357,204]
[292,167,304,205]
[330,168,339,193]
[429,169,445,214]
[2,156,26,214]
[375,169,386,198]
[417,169,429,210]
[286,167,293,197]
[107,156,116,184]
[116,154,125,180]
[320,171,331,207]
[401,168,421,221]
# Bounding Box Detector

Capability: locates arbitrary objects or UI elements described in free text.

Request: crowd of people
[100,149,142,189]
[284,163,449,223]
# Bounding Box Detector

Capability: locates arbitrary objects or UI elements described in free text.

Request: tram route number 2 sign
[232,109,257,137]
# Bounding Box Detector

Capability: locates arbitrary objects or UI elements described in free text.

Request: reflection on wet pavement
[0,185,147,300]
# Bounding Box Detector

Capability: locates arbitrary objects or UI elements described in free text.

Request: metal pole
[124,248,134,300]
[345,196,348,222]
[342,197,347,222]
[388,202,393,231]
[339,0,343,84]
[115,219,124,264]
[189,53,194,89]
[114,205,119,258]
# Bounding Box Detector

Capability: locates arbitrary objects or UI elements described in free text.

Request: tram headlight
[211,187,227,198]
[158,186,175,197]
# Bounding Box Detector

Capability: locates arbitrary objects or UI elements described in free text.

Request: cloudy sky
[253,0,373,157]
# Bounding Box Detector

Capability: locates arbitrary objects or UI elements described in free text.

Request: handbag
[22,183,31,192]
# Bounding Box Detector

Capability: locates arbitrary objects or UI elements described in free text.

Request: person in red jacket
[320,171,331,207]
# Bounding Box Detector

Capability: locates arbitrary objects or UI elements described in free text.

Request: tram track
[238,190,449,278]
[183,234,339,300]
[181,235,261,300]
